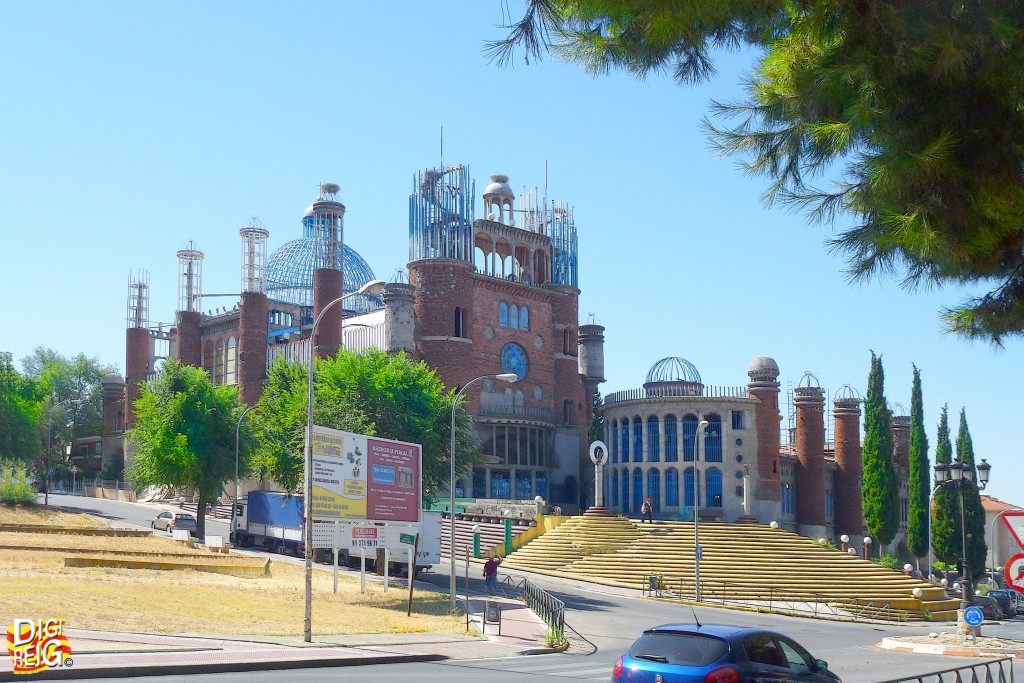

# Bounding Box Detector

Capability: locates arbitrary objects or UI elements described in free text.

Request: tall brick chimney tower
[310,183,345,359]
[833,389,863,541]
[238,223,270,406]
[747,356,781,521]
[794,373,826,537]
[124,272,151,429]
[174,244,203,367]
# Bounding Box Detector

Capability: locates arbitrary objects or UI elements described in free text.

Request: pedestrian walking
[484,554,502,594]
[641,497,653,524]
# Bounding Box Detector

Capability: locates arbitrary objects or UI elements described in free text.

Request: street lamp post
[932,458,991,610]
[693,419,709,602]
[303,279,386,643]
[231,404,256,545]
[448,372,518,610]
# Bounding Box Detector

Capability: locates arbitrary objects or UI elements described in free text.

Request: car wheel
[277,543,286,555]
[151,521,156,529]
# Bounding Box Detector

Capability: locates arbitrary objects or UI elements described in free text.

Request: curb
[0,653,447,681]
[880,637,1024,658]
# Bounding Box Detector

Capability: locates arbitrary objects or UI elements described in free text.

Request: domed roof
[102,372,125,386]
[646,357,702,385]
[747,356,780,381]
[483,174,514,198]
[266,238,379,313]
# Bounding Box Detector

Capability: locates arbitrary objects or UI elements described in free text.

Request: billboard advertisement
[309,426,421,523]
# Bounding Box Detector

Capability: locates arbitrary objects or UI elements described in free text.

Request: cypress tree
[907,365,930,561]
[931,406,960,569]
[862,352,898,549]
[956,409,988,581]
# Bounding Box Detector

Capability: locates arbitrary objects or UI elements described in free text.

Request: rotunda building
[601,356,761,521]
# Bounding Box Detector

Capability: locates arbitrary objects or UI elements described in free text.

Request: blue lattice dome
[266,239,379,313]
[646,357,702,384]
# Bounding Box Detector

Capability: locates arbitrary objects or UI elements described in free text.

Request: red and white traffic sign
[1002,511,1024,549]
[1006,553,1024,595]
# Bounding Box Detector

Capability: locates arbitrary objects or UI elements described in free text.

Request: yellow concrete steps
[501,516,960,620]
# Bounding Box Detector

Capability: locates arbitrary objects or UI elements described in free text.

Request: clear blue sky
[2,3,1020,506]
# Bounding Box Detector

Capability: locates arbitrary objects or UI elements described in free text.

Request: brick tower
[892,414,911,470]
[747,356,781,520]
[124,272,151,429]
[794,373,826,537]
[310,183,345,359]
[174,244,203,367]
[832,388,863,540]
[238,222,270,406]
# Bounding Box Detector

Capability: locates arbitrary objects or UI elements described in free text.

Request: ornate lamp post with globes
[932,457,991,611]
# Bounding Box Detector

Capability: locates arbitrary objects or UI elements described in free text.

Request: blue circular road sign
[963,605,984,626]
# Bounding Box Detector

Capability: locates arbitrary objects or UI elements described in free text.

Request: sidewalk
[0,593,552,681]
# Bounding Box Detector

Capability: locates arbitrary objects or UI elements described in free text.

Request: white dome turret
[483,174,515,226]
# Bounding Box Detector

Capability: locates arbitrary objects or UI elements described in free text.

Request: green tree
[956,408,987,581]
[931,405,960,570]
[126,360,252,538]
[253,349,479,500]
[862,352,898,549]
[907,365,930,561]
[491,1,1024,342]
[587,389,604,447]
[20,347,112,446]
[0,353,40,463]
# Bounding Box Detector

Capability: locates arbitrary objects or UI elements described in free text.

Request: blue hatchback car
[612,623,842,683]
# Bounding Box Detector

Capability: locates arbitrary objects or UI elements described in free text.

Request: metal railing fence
[874,657,1013,683]
[641,574,900,623]
[498,574,565,636]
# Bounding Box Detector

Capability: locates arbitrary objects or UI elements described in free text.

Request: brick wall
[238,291,269,406]
[833,398,863,539]
[794,387,826,527]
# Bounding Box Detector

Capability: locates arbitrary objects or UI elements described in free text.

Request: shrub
[0,461,38,506]
[871,552,901,570]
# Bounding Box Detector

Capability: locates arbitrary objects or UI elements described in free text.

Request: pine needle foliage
[490,1,1024,342]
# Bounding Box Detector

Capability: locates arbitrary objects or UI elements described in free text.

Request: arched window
[647,469,661,513]
[563,329,570,354]
[632,468,644,513]
[664,415,678,462]
[683,467,696,508]
[510,304,519,329]
[516,472,532,499]
[666,468,679,507]
[612,469,619,507]
[520,307,529,331]
[632,418,643,462]
[499,302,509,327]
[536,473,549,499]
[225,336,237,385]
[214,341,225,385]
[454,307,464,337]
[682,414,699,461]
[620,421,630,463]
[704,414,723,462]
[454,479,465,498]
[490,470,510,499]
[705,467,723,507]
[563,399,571,425]
[610,420,618,464]
[647,416,660,462]
[621,472,630,513]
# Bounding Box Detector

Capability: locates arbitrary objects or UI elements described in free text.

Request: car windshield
[628,632,728,667]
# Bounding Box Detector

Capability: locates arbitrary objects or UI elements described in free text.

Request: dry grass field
[0,506,464,636]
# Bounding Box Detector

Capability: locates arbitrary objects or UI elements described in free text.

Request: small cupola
[483,174,515,226]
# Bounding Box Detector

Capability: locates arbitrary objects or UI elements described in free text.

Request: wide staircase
[502,516,959,621]
[440,514,533,560]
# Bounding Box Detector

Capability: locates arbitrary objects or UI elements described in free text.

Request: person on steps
[641,497,653,524]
